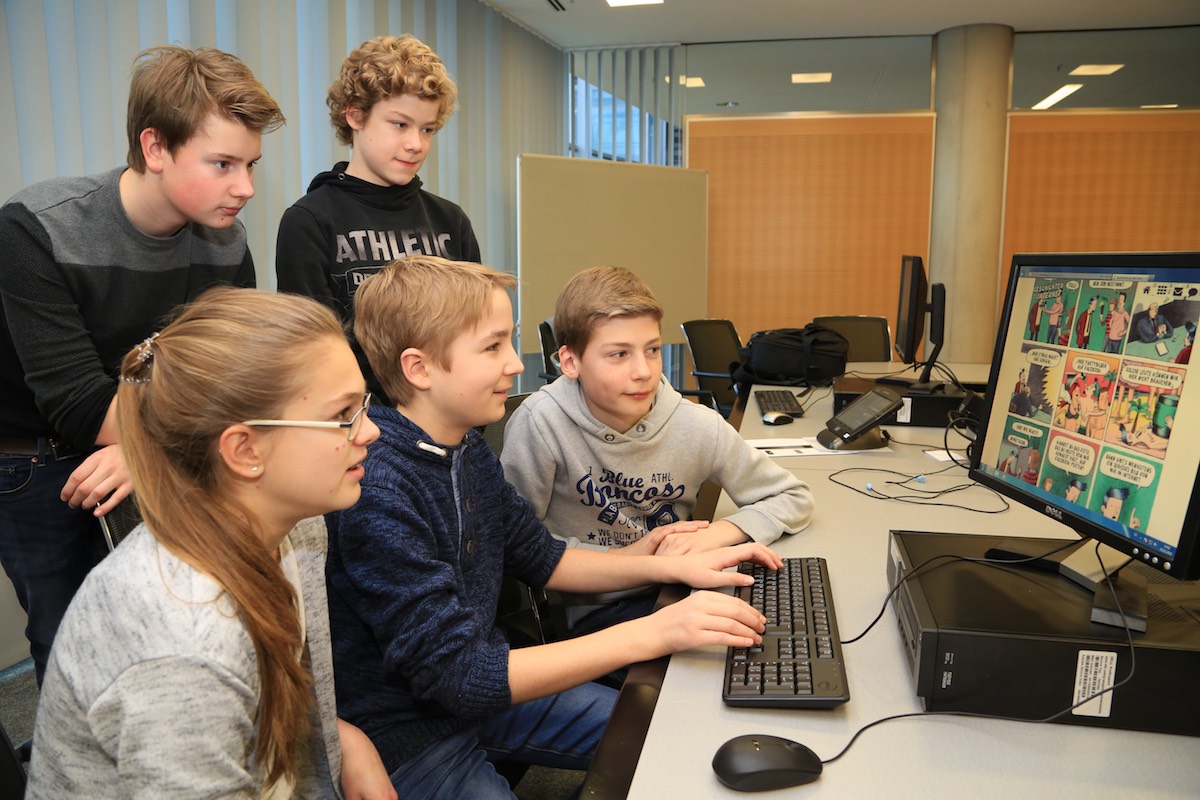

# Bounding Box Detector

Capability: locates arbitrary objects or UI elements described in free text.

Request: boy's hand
[60,444,132,516]
[647,590,766,652]
[665,542,783,589]
[653,520,747,556]
[338,719,398,800]
[618,520,709,556]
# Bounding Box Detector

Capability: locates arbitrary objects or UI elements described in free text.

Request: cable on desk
[827,465,1011,513]
[821,542,1136,766]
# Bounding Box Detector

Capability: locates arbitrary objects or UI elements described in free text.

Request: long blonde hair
[117,287,344,787]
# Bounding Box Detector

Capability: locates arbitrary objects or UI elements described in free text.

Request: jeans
[389,681,617,799]
[0,451,107,685]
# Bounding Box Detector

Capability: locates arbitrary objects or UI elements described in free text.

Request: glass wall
[1013,26,1200,110]
[567,26,1200,164]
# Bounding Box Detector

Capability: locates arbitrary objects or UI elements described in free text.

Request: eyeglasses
[242,393,372,442]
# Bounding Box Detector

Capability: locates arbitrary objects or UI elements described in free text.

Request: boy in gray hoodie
[502,265,814,632]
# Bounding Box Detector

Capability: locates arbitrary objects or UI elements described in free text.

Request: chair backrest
[99,495,143,551]
[481,393,534,457]
[812,315,892,362]
[681,319,742,415]
[537,319,560,382]
[0,718,28,797]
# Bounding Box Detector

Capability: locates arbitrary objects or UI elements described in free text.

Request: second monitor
[882,254,946,394]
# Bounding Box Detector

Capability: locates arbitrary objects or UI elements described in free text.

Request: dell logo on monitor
[1044,505,1063,521]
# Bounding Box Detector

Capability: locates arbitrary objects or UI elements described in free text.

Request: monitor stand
[984,538,1147,632]
[876,360,945,395]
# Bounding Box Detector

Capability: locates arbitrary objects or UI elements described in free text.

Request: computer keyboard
[754,389,805,418]
[723,557,850,708]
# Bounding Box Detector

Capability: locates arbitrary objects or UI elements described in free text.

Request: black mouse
[761,410,794,426]
[712,733,823,791]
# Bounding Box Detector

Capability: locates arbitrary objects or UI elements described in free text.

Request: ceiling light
[791,73,832,84]
[1032,84,1083,110]
[607,0,664,6]
[1141,104,1179,109]
[717,101,739,108]
[1069,64,1124,76]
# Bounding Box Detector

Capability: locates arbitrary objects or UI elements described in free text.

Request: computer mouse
[761,410,794,426]
[712,733,823,791]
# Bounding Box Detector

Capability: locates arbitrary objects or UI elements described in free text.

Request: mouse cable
[827,466,1011,513]
[798,384,832,416]
[824,543,1136,765]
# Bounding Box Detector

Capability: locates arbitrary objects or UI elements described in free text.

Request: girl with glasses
[28,287,393,799]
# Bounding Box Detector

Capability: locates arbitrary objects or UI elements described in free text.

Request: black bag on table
[731,324,849,392]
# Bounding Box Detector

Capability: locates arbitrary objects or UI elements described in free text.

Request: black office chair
[681,319,742,417]
[484,392,571,649]
[537,319,561,383]
[481,393,534,457]
[99,495,143,550]
[812,315,892,362]
[1,719,29,797]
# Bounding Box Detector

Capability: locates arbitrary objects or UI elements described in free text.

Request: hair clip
[119,332,160,384]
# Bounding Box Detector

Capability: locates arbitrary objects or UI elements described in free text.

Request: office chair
[537,318,561,383]
[484,392,571,650]
[481,393,534,457]
[99,495,143,550]
[812,315,892,362]
[1,718,29,797]
[681,319,742,417]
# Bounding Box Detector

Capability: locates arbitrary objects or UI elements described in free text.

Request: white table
[584,369,1200,799]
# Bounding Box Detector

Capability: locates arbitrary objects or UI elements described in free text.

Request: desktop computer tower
[887,530,1200,737]
[832,376,984,428]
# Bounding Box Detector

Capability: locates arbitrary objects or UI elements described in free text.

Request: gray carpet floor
[0,658,581,798]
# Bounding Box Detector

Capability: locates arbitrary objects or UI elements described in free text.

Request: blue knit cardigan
[326,405,567,771]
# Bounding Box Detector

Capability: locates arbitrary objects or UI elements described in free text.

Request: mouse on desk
[761,410,794,426]
[712,733,823,791]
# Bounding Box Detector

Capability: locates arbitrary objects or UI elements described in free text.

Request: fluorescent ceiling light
[1032,84,1083,110]
[1070,64,1124,76]
[1141,104,1179,109]
[607,0,663,6]
[791,72,832,84]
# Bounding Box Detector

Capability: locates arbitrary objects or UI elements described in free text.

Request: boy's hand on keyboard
[666,542,783,589]
[649,590,766,651]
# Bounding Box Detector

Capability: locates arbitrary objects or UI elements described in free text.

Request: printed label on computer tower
[1072,650,1117,717]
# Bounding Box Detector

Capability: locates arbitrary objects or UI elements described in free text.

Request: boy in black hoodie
[276,35,479,399]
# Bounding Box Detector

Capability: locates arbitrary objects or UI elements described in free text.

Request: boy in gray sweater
[502,265,814,632]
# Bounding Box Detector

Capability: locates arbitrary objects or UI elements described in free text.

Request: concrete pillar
[930,24,1012,362]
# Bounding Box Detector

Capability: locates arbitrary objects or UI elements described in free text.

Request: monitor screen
[971,252,1200,580]
[894,255,927,364]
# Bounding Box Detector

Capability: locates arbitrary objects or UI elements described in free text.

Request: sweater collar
[306,161,424,212]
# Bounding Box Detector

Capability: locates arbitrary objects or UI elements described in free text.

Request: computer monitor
[882,255,946,394]
[971,252,1200,583]
[894,255,927,364]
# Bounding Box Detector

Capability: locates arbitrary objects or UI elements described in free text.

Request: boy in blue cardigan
[326,254,781,798]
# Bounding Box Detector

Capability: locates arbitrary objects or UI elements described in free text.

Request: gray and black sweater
[0,167,254,444]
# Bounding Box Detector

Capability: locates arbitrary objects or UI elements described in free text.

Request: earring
[251,466,260,473]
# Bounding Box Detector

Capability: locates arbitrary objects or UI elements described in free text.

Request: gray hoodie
[501,377,813,551]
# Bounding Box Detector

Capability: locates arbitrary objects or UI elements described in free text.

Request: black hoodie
[275,163,481,400]
[275,162,480,321]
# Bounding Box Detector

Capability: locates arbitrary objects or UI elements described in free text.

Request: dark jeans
[389,681,617,798]
[0,451,107,685]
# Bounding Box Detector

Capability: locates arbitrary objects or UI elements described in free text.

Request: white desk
[607,373,1200,799]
